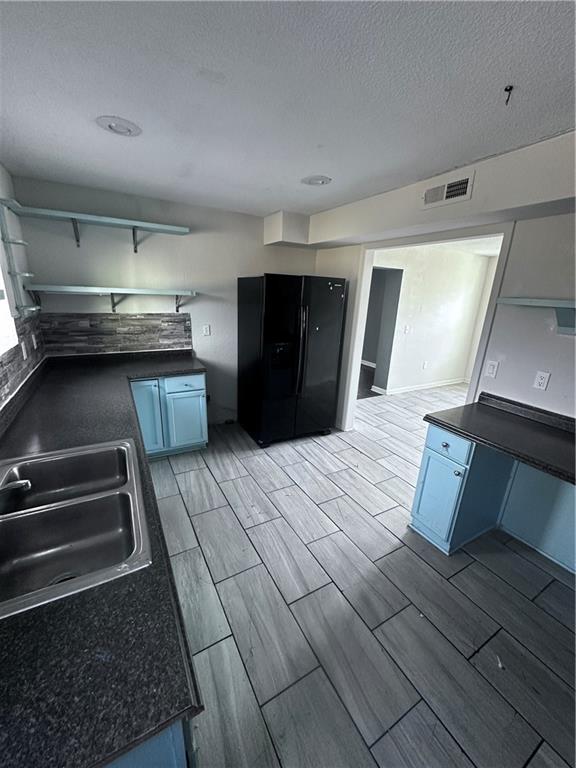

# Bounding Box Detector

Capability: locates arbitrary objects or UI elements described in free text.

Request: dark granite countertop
[0,351,206,768]
[424,393,575,484]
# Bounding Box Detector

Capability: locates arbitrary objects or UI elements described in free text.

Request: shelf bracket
[132,227,138,254]
[175,294,187,313]
[110,292,127,313]
[71,218,80,247]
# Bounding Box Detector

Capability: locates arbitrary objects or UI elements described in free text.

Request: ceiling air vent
[421,171,475,209]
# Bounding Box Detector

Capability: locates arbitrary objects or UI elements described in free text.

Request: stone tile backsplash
[0,314,44,406]
[40,313,192,355]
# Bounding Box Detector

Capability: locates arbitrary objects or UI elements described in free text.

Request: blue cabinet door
[106,720,187,768]
[165,390,207,449]
[411,448,467,542]
[131,379,165,453]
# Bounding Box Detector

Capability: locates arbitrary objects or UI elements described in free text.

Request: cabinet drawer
[425,424,472,465]
[164,374,205,394]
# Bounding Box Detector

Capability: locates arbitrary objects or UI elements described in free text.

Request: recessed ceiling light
[301,175,332,186]
[96,115,142,137]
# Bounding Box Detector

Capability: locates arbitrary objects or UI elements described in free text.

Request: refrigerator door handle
[295,306,304,394]
[297,305,309,395]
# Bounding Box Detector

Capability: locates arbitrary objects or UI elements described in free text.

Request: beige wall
[372,243,496,393]
[478,213,575,415]
[309,132,575,245]
[13,176,316,421]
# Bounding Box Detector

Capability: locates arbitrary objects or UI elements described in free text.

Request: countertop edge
[424,412,575,484]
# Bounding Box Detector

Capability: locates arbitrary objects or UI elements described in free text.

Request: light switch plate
[533,371,551,390]
[202,324,211,337]
[485,360,499,378]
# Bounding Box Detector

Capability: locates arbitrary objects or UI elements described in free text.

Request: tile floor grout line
[520,739,545,768]
[469,647,561,754]
[369,605,527,768]
[530,579,556,604]
[375,513,478,581]
[366,697,422,750]
[169,473,289,767]
[449,553,559,605]
[502,538,576,591]
[369,560,502,664]
[449,571,576,687]
[278,597,397,760]
[257,664,322,708]
[189,632,234,658]
[193,466,329,709]
[158,383,573,767]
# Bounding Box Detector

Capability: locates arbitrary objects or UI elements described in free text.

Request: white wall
[0,164,30,313]
[478,214,575,415]
[465,256,498,380]
[13,176,315,421]
[371,243,494,393]
[315,245,365,428]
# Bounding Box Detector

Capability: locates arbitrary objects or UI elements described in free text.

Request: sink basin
[0,444,129,513]
[0,440,151,619]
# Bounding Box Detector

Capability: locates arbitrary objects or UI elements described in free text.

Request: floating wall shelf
[497,297,575,335]
[25,284,198,313]
[0,198,190,253]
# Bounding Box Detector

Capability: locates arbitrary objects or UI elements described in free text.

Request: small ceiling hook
[504,85,514,106]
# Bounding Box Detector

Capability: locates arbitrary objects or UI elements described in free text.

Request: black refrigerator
[237,273,347,446]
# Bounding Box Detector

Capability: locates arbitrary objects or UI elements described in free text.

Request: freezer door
[295,276,347,436]
[260,274,304,443]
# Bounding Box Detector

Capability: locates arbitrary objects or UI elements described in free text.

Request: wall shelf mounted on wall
[25,284,198,314]
[0,198,190,253]
[497,297,576,335]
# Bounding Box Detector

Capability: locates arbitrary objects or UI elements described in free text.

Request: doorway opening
[358,268,403,399]
[356,235,503,408]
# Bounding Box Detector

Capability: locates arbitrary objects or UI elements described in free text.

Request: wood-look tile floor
[152,383,575,768]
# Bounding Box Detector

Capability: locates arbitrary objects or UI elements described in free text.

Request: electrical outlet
[485,360,499,378]
[202,324,211,337]
[533,371,551,391]
[403,325,410,334]
[20,341,27,361]
[32,333,37,350]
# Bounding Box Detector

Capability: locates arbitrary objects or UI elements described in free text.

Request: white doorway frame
[339,221,516,431]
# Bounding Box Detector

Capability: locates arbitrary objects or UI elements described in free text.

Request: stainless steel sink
[0,440,151,619]
[0,444,128,513]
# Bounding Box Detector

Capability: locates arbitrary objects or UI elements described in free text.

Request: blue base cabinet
[131,374,208,455]
[107,720,187,768]
[411,423,575,572]
[411,448,467,547]
[132,379,165,453]
[499,462,575,571]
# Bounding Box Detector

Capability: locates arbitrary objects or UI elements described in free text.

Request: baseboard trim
[361,360,376,368]
[370,384,387,395]
[384,378,468,395]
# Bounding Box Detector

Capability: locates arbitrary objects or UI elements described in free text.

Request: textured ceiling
[0,2,574,216]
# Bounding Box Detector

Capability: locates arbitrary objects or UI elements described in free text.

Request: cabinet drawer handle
[454,470,462,477]
[442,442,449,448]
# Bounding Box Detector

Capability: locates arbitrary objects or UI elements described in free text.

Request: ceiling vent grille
[421,171,475,209]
